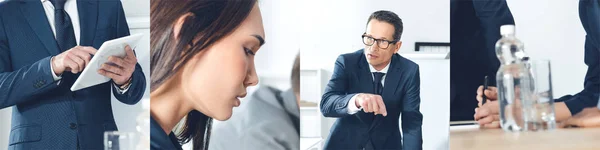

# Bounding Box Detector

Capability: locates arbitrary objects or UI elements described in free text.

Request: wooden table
[450,125,600,150]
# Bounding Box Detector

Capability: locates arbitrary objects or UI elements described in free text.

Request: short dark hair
[291,54,300,95]
[366,10,403,41]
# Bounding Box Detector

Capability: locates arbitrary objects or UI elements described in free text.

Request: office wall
[254,0,300,90]
[505,0,587,99]
[299,0,450,70]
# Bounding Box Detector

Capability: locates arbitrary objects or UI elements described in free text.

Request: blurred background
[504,0,586,99]
[0,0,151,148]
[297,0,449,150]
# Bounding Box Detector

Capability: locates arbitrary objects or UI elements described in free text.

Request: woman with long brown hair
[149,0,264,149]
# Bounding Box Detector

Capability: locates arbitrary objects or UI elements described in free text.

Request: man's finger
[361,97,370,112]
[475,101,501,121]
[485,89,498,100]
[484,101,500,114]
[477,114,499,125]
[487,86,498,92]
[480,121,501,129]
[476,95,482,107]
[125,45,136,59]
[66,53,85,72]
[559,118,573,128]
[108,56,127,68]
[371,96,379,114]
[474,102,500,120]
[474,108,479,120]
[368,96,375,113]
[65,60,80,73]
[70,49,92,67]
[98,69,119,80]
[474,107,490,120]
[80,46,98,55]
[375,96,387,116]
[100,63,124,76]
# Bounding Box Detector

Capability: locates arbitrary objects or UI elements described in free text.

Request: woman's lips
[234,98,241,107]
[234,93,246,107]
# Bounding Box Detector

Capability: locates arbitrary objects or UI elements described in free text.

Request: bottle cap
[500,25,515,36]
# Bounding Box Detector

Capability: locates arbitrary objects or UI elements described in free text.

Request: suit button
[69,123,78,129]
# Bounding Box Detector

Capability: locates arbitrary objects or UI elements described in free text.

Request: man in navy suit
[0,0,146,149]
[320,10,422,150]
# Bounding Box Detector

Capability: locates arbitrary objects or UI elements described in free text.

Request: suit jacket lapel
[382,54,402,104]
[354,52,375,125]
[357,53,375,94]
[77,0,98,46]
[20,0,61,56]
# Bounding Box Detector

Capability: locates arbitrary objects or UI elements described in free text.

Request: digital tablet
[70,33,144,91]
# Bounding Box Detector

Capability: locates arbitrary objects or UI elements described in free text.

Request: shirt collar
[41,0,73,3]
[369,60,391,74]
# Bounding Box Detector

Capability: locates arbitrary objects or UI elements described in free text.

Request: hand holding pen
[474,76,501,128]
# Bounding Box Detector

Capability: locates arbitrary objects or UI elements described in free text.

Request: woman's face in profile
[179,3,265,121]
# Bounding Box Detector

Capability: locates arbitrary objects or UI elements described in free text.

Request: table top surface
[450,125,600,150]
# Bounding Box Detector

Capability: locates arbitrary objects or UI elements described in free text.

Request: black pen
[482,76,488,105]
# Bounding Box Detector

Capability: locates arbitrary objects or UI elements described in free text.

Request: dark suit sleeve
[0,14,60,109]
[402,66,423,150]
[555,1,600,115]
[320,55,356,118]
[557,35,600,115]
[110,1,146,105]
[472,0,515,78]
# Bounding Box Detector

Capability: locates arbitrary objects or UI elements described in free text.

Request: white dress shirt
[347,60,391,114]
[42,0,130,93]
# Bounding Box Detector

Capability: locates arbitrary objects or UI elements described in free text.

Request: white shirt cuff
[49,57,62,85]
[347,94,361,114]
[113,82,131,94]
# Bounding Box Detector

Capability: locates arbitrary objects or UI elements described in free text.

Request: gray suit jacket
[209,85,300,150]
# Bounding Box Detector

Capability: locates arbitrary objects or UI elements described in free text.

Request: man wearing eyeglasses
[320,10,423,150]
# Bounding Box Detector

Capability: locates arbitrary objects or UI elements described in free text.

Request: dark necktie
[364,72,385,122]
[363,72,386,149]
[373,72,385,95]
[50,0,76,52]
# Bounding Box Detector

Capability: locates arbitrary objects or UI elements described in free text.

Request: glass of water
[524,60,556,131]
[104,131,135,150]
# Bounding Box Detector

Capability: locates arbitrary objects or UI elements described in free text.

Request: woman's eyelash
[244,48,255,56]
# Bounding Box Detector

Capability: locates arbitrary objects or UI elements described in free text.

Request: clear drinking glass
[104,131,135,150]
[524,60,556,131]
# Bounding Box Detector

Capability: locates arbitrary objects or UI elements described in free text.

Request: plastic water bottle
[495,25,534,132]
[135,99,150,150]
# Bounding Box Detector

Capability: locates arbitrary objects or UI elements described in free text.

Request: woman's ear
[173,13,195,39]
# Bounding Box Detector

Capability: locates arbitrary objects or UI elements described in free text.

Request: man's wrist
[49,56,62,81]
[51,57,60,75]
[117,77,133,89]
